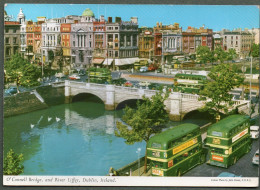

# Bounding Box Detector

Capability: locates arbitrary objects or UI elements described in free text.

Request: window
[13,37,17,44]
[13,29,16,33]
[5,37,9,44]
[5,28,9,33]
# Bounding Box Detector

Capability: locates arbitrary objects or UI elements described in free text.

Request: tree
[3,149,24,175]
[196,46,214,64]
[115,91,169,173]
[48,50,54,67]
[5,53,41,92]
[20,63,41,87]
[213,46,227,63]
[199,63,244,121]
[226,48,237,61]
[251,43,260,58]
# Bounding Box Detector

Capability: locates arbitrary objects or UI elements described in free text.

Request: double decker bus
[174,74,207,94]
[206,115,252,168]
[147,124,207,176]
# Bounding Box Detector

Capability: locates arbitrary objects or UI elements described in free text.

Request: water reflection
[4,102,146,175]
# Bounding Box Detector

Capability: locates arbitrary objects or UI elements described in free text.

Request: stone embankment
[4,84,65,117]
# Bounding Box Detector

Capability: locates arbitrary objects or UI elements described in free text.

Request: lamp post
[241,63,246,100]
[249,56,252,114]
[136,147,141,176]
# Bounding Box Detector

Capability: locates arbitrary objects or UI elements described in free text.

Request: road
[185,115,260,177]
[184,138,259,177]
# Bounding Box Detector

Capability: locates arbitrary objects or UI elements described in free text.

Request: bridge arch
[72,92,104,104]
[116,98,145,110]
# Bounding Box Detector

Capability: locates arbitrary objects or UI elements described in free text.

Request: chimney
[130,17,138,24]
[108,17,112,23]
[100,15,104,22]
[115,17,121,23]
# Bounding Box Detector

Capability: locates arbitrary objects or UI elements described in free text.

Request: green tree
[196,46,214,64]
[199,63,244,121]
[251,43,260,57]
[213,46,227,63]
[20,63,41,87]
[5,53,41,92]
[226,48,237,61]
[3,149,24,175]
[48,50,54,67]
[115,91,169,173]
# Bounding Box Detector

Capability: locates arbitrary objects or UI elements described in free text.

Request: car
[140,66,148,72]
[78,71,86,76]
[139,81,151,87]
[124,81,133,87]
[55,73,65,78]
[69,74,80,80]
[252,149,259,165]
[250,126,259,139]
[5,86,18,95]
[111,78,127,86]
[217,172,241,177]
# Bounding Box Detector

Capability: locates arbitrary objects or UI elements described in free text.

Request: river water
[4,99,211,176]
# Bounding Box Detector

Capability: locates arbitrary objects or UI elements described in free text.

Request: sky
[4,4,260,31]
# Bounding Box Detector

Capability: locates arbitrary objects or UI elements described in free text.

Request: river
[4,98,212,176]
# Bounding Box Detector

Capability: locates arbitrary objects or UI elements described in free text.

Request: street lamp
[136,147,141,176]
[249,56,253,114]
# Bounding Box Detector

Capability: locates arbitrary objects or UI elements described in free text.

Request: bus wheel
[200,154,206,164]
[233,157,237,165]
[177,169,181,177]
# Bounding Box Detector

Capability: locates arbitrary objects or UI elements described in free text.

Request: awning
[92,58,104,64]
[115,58,139,66]
[103,58,113,65]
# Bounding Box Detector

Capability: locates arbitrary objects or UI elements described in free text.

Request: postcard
[2,2,259,188]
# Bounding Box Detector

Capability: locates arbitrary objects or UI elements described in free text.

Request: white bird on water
[30,124,34,129]
[56,117,61,122]
[48,117,52,122]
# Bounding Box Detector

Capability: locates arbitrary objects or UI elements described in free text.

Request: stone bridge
[62,80,250,121]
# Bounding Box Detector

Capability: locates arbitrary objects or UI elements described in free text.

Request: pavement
[130,166,152,176]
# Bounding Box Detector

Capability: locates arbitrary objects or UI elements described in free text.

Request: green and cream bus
[147,123,207,176]
[206,115,252,168]
[174,74,207,94]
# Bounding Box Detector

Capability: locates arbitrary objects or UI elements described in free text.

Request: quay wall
[4,85,65,118]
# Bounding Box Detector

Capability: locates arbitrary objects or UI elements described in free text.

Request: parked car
[111,78,127,86]
[217,172,241,177]
[139,81,151,87]
[124,81,133,87]
[140,66,148,72]
[78,71,86,76]
[252,149,259,165]
[5,86,18,95]
[250,126,259,139]
[55,73,65,78]
[69,74,80,80]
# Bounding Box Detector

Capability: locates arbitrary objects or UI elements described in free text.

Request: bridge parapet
[64,81,251,121]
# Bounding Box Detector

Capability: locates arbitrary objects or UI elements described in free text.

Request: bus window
[152,161,164,168]
[152,143,161,149]
[211,148,224,154]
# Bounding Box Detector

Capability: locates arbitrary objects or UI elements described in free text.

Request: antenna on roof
[98,4,99,20]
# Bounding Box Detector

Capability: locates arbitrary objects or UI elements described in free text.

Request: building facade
[221,29,255,58]
[4,21,21,61]
[92,15,106,66]
[138,27,154,60]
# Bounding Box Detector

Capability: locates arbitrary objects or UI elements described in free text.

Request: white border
[3,176,259,187]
